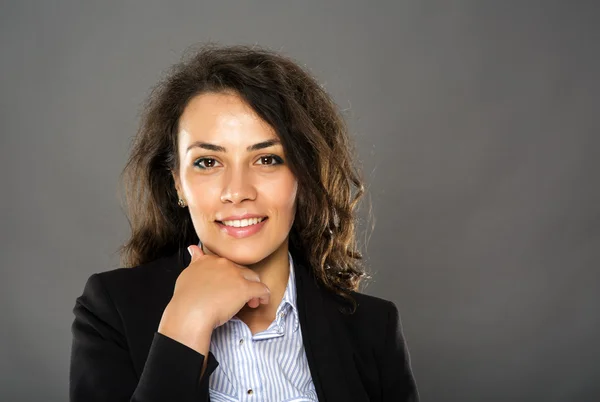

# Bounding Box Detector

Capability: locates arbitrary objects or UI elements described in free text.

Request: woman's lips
[215,218,268,239]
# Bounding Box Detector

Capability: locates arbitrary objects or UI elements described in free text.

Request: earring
[177,198,186,208]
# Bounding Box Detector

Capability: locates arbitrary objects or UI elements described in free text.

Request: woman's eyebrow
[186,139,281,153]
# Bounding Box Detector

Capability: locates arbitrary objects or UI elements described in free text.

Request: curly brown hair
[118,43,373,310]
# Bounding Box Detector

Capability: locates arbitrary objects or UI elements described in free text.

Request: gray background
[1,1,599,401]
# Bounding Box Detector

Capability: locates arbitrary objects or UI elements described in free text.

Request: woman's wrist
[158,303,214,356]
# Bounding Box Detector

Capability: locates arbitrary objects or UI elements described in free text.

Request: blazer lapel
[293,251,370,402]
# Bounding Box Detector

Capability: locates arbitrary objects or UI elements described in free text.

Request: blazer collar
[171,246,369,402]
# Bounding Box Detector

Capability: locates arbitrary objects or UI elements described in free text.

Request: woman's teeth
[220,217,266,227]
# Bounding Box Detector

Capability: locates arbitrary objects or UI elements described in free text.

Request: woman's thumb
[187,244,205,262]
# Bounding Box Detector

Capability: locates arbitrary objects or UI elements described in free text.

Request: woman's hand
[157,244,271,355]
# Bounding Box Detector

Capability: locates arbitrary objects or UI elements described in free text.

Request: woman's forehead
[178,92,278,148]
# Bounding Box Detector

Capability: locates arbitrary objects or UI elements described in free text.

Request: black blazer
[70,247,419,402]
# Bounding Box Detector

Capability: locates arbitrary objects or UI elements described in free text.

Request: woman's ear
[171,170,181,197]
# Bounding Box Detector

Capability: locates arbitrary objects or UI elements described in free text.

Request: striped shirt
[208,251,318,402]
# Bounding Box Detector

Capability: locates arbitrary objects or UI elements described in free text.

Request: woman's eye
[193,158,220,169]
[257,154,284,166]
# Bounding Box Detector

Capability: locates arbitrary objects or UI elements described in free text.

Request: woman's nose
[220,168,257,204]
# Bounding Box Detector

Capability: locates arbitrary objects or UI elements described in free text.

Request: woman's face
[172,92,298,266]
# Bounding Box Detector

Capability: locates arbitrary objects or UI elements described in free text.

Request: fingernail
[187,246,193,258]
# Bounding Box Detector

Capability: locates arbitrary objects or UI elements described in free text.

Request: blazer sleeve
[69,273,219,402]
[380,301,420,402]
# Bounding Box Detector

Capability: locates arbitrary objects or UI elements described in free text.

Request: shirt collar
[275,251,300,332]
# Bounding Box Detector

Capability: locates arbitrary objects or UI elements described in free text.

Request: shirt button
[247,389,253,395]
[239,338,244,345]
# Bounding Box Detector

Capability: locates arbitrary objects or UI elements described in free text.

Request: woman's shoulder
[95,250,184,288]
[326,290,409,362]
[77,250,185,314]
[343,289,400,319]
[329,289,402,336]
[350,290,398,310]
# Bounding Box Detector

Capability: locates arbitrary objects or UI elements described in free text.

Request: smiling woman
[172,91,298,266]
[69,44,419,402]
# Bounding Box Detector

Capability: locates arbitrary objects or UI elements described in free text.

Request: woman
[69,44,419,402]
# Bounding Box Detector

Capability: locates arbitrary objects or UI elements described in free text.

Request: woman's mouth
[215,217,268,239]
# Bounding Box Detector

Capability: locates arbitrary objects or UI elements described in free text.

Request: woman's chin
[201,236,286,267]
[205,246,267,266]
[225,253,266,267]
